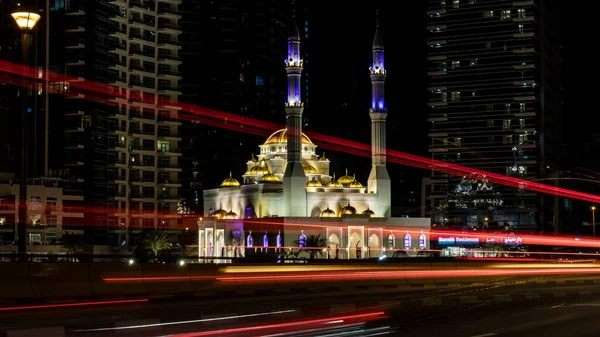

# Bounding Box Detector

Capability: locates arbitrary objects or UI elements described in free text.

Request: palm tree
[61,232,83,262]
[140,230,171,261]
[293,234,327,259]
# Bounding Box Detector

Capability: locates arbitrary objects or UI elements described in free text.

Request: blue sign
[438,236,480,245]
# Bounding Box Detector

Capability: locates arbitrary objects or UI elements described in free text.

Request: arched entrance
[328,233,340,259]
[349,231,362,259]
[216,234,224,258]
[368,233,381,258]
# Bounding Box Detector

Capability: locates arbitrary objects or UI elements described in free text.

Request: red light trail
[166,311,386,336]
[0,298,148,312]
[1,59,598,204]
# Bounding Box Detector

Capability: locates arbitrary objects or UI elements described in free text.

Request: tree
[61,231,83,262]
[293,234,327,259]
[139,230,172,261]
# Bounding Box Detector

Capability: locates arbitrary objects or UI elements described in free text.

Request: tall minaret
[282,8,307,216]
[367,11,391,218]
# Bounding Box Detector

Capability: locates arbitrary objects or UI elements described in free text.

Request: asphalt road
[2,274,600,336]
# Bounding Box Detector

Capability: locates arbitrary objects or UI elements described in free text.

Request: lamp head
[593,206,596,211]
[11,12,41,30]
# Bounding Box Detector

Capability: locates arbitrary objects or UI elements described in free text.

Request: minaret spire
[367,10,391,218]
[283,4,307,216]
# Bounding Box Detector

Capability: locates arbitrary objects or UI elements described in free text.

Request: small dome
[319,152,329,161]
[225,210,238,219]
[245,160,270,175]
[220,172,240,187]
[348,175,363,188]
[212,208,227,219]
[302,161,319,174]
[337,168,354,186]
[247,153,258,163]
[258,172,281,183]
[307,177,323,187]
[272,154,283,159]
[264,128,313,145]
[341,202,357,215]
[320,207,336,217]
[362,208,375,217]
[326,173,343,188]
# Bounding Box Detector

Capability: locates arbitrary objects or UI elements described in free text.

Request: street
[2,273,600,336]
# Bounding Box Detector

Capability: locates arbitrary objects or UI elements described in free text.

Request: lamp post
[593,206,596,239]
[12,11,41,256]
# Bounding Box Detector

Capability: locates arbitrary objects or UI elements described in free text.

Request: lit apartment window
[520,102,526,111]
[484,10,494,18]
[453,0,459,8]
[505,103,511,112]
[518,9,526,18]
[519,134,528,142]
[440,61,447,71]
[469,0,476,3]
[451,91,460,102]
[486,42,491,48]
[452,60,460,69]
[519,118,525,128]
[503,119,511,130]
[503,135,512,144]
[501,9,511,20]
[518,24,524,34]
[487,120,494,128]
[255,76,264,86]
[472,91,476,97]
[470,58,478,66]
[441,1,446,6]
[455,137,462,147]
[457,152,461,159]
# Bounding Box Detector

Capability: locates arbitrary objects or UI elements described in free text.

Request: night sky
[301,1,428,186]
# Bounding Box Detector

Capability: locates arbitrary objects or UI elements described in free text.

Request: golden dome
[212,208,227,219]
[307,177,323,187]
[348,175,363,188]
[326,173,343,188]
[248,153,258,163]
[341,202,357,215]
[264,128,313,145]
[302,161,319,174]
[320,207,336,217]
[319,152,329,161]
[258,172,281,183]
[337,169,354,186]
[245,160,270,175]
[220,171,240,187]
[225,210,238,219]
[362,208,375,217]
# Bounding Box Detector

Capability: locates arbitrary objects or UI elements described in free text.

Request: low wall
[0,261,574,303]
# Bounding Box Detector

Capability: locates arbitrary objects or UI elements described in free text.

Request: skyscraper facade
[425,0,562,231]
[62,0,182,247]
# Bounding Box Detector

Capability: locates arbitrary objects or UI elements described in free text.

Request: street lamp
[593,206,596,239]
[12,11,41,256]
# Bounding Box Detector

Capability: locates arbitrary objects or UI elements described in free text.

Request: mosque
[198,14,431,259]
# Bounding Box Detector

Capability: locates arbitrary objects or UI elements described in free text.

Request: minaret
[367,11,391,218]
[282,8,307,216]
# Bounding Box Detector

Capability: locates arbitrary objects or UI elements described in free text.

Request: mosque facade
[198,13,431,259]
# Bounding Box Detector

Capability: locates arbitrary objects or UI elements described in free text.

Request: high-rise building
[179,1,288,212]
[61,0,182,247]
[425,0,562,231]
